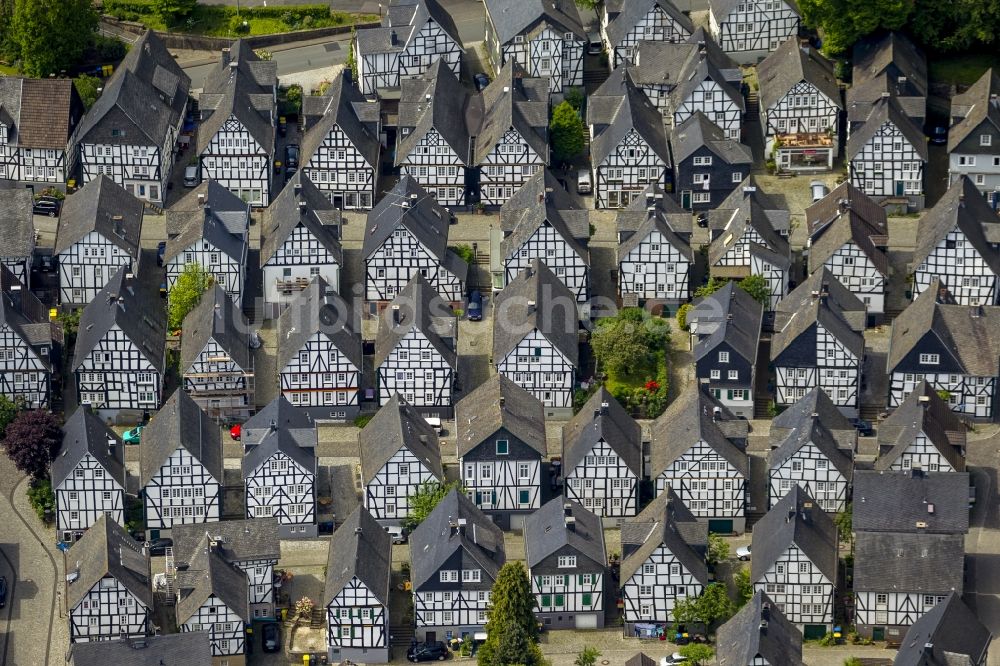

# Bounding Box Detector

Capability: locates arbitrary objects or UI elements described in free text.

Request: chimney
[959,192,966,206]
[880,91,890,98]
[294,183,302,197]
[221,48,231,67]
[593,408,600,419]
[927,503,935,514]
[117,296,126,312]
[600,401,609,415]
[801,500,813,522]
[991,93,999,109]
[563,502,573,517]
[499,396,505,408]
[390,30,398,46]
[204,205,212,223]
[392,304,401,325]
[565,516,577,532]
[713,405,722,422]
[537,192,544,204]
[298,201,308,215]
[197,193,206,205]
[354,526,363,534]
[113,214,125,237]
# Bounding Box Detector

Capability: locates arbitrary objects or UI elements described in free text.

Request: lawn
[928,54,1000,87]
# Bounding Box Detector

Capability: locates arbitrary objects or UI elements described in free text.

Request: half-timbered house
[771,270,866,415]
[887,280,1000,419]
[708,0,801,63]
[589,69,671,209]
[524,498,607,629]
[396,60,472,208]
[849,31,927,144]
[751,486,838,638]
[71,30,190,206]
[716,591,805,666]
[600,0,693,67]
[619,491,709,635]
[261,172,343,317]
[847,95,927,210]
[300,71,381,209]
[172,519,281,621]
[52,408,127,543]
[277,277,362,421]
[242,395,314,449]
[73,268,166,422]
[757,39,842,171]
[947,68,1000,202]
[197,41,276,207]
[483,0,586,94]
[493,260,579,416]
[55,175,144,306]
[139,390,223,538]
[688,281,762,417]
[410,489,506,641]
[0,190,34,286]
[325,506,392,664]
[363,175,467,304]
[805,181,889,322]
[651,389,750,533]
[243,427,317,538]
[473,62,550,207]
[670,112,752,210]
[66,515,151,643]
[0,264,58,408]
[375,274,458,417]
[68,633,211,666]
[875,380,966,473]
[910,176,1000,306]
[893,593,991,665]
[353,0,462,97]
[164,180,250,308]
[456,374,545,528]
[562,388,642,521]
[709,176,792,237]
[361,393,445,523]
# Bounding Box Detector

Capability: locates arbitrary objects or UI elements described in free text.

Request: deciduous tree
[679,644,715,665]
[0,394,18,439]
[153,0,196,24]
[672,582,736,629]
[74,75,101,111]
[401,481,461,531]
[550,100,586,164]
[591,308,668,377]
[707,533,730,566]
[735,567,753,606]
[797,0,912,55]
[738,274,771,307]
[11,0,97,78]
[575,647,600,666]
[168,263,214,330]
[478,562,542,666]
[3,409,61,481]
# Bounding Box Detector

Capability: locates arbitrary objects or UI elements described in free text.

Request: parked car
[278,116,288,137]
[230,424,242,441]
[384,525,408,544]
[810,180,829,203]
[661,654,687,666]
[39,255,55,272]
[183,165,200,187]
[736,544,751,561]
[408,641,449,662]
[467,290,483,321]
[32,198,60,217]
[577,169,592,194]
[146,538,172,556]
[929,126,948,145]
[122,425,143,445]
[156,241,167,267]
[0,575,7,608]
[262,622,281,652]
[284,143,300,170]
[587,33,603,55]
[474,73,490,92]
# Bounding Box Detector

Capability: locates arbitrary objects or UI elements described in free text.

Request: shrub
[353,414,373,428]
[676,303,692,331]
[27,478,55,523]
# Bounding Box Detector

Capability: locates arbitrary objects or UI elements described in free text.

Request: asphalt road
[963,429,1000,666]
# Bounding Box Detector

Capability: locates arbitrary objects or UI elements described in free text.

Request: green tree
[152,0,196,24]
[694,276,727,299]
[735,567,753,606]
[3,409,61,481]
[346,29,359,81]
[672,583,736,629]
[449,244,476,265]
[910,0,1000,53]
[835,502,853,544]
[11,0,98,78]
[478,562,542,666]
[168,263,213,330]
[676,303,693,331]
[26,478,55,522]
[591,308,668,377]
[565,86,585,111]
[679,644,715,665]
[401,481,461,531]
[573,0,599,8]
[843,658,864,666]
[738,274,771,307]
[550,100,586,164]
[0,394,18,439]
[707,532,730,566]
[575,647,600,666]
[73,74,101,111]
[797,0,912,55]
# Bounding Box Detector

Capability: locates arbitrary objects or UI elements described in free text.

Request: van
[587,33,603,55]
[577,169,592,194]
[183,165,200,187]
[384,525,407,544]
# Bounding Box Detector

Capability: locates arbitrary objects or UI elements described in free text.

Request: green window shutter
[727,390,733,400]
[563,575,570,586]
[577,574,583,584]
[582,593,592,606]
[541,594,551,607]
[555,594,564,607]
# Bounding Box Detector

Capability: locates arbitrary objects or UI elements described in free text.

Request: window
[495,439,509,455]
[439,570,459,582]
[557,555,576,568]
[982,134,993,146]
[919,353,940,365]
[462,569,481,582]
[718,351,729,363]
[693,156,713,166]
[710,369,720,379]
[728,370,738,380]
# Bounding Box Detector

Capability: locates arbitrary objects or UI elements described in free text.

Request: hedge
[103,0,332,20]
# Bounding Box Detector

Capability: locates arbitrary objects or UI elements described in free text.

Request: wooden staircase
[745,91,760,120]
[753,395,772,419]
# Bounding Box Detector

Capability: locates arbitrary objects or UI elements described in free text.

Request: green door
[872,627,885,641]
[681,190,692,209]
[803,625,827,640]
[708,519,733,534]
[895,180,905,196]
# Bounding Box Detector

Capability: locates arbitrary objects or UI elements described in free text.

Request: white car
[736,544,752,561]
[661,654,687,666]
[577,169,592,194]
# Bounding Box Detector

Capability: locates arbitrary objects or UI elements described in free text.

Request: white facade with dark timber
[708,0,800,63]
[0,264,56,409]
[947,68,1000,202]
[875,380,967,474]
[244,428,317,538]
[847,96,927,209]
[600,0,694,67]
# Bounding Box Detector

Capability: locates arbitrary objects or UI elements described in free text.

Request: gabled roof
[716,591,804,666]
[912,176,1000,277]
[471,61,550,165]
[165,179,249,264]
[197,40,276,155]
[757,37,841,112]
[242,426,316,477]
[846,95,929,161]
[55,174,144,257]
[876,380,966,472]
[73,267,166,373]
[360,393,445,483]
[301,70,380,168]
[776,268,867,332]
[710,176,790,236]
[524,498,606,568]
[603,0,693,49]
[277,276,362,371]
[806,185,889,277]
[853,470,970,534]
[852,31,927,100]
[690,282,763,364]
[854,532,964,595]
[751,486,838,582]
[670,111,752,166]
[651,389,749,478]
[139,390,223,487]
[616,203,694,264]
[616,182,691,239]
[501,169,589,238]
[0,264,57,362]
[562,387,641,475]
[710,0,800,20]
[243,396,314,447]
[396,60,472,165]
[767,414,854,479]
[492,259,579,364]
[500,195,590,267]
[375,273,458,368]
[948,68,1000,151]
[770,387,855,451]
[707,193,791,269]
[261,171,342,266]
[66,515,151,610]
[847,72,927,124]
[771,271,866,362]
[69,632,212,666]
[175,537,249,625]
[624,654,657,666]
[484,0,585,45]
[620,492,709,585]
[180,285,251,373]
[894,592,992,666]
[637,31,744,111]
[589,69,671,166]
[0,77,83,149]
[456,374,546,457]
[355,0,461,55]
[325,506,392,606]
[171,518,280,566]
[0,189,34,258]
[409,489,506,589]
[52,407,126,489]
[806,180,887,235]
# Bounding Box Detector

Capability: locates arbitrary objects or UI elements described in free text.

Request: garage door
[708,519,733,534]
[803,624,827,640]
[575,614,598,629]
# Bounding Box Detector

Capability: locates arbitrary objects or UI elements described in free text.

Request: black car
[408,641,448,662]
[467,290,483,321]
[32,198,60,217]
[156,241,167,267]
[146,537,172,556]
[284,143,300,170]
[262,622,281,652]
[929,126,948,145]
[0,575,7,608]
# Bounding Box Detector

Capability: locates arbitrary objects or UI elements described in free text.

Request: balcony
[777,132,834,148]
[275,277,311,293]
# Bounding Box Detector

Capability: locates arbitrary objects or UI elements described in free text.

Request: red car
[230,424,241,440]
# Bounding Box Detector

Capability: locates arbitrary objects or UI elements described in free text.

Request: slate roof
[242,426,316,477]
[776,267,867,332]
[767,412,854,480]
[716,591,804,666]
[757,38,841,112]
[690,282,763,364]
[650,389,749,479]
[853,470,970,534]
[0,264,57,362]
[72,267,166,373]
[243,396,314,448]
[277,276,362,372]
[180,285,251,374]
[562,387,641,475]
[853,532,964,594]
[500,169,589,238]
[409,489,506,589]
[396,60,472,166]
[197,40,276,155]
[710,0,800,19]
[69,634,211,666]
[589,69,671,166]
[624,654,657,666]
[603,0,694,49]
[139,390,223,487]
[0,77,82,149]
[948,68,1000,152]
[771,270,866,362]
[852,31,927,99]
[55,175,144,257]
[846,95,929,161]
[524,498,606,568]
[164,179,249,265]
[807,180,887,235]
[709,176,790,236]
[174,537,249,625]
[0,189,33,258]
[66,515,151,610]
[806,186,889,277]
[484,0,585,45]
[456,374,546,457]
[876,380,966,472]
[616,182,691,239]
[751,486,838,583]
[707,192,791,270]
[301,70,380,169]
[171,518,280,566]
[620,492,709,585]
[374,273,458,368]
[500,193,590,267]
[894,592,992,666]
[912,176,1000,278]
[261,171,342,266]
[471,61,549,165]
[887,279,1000,377]
[770,387,856,450]
[670,111,752,166]
[325,506,392,606]
[52,407,126,489]
[360,393,445,483]
[616,204,694,265]
[491,259,579,364]
[355,0,461,56]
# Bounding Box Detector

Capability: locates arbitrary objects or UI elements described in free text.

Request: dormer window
[982,134,993,147]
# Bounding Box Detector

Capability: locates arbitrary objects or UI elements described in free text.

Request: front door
[681,190,692,209]
[895,180,905,196]
[872,627,885,641]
